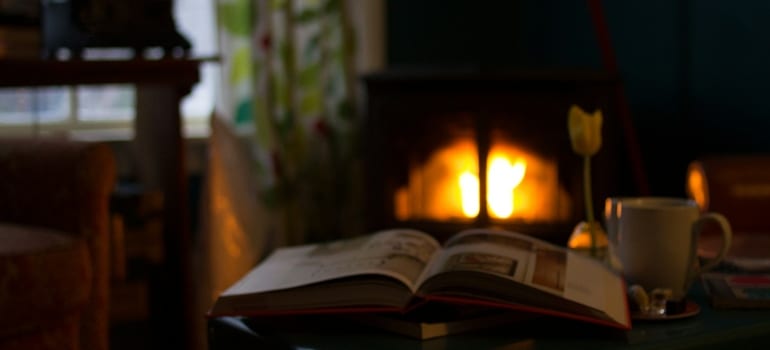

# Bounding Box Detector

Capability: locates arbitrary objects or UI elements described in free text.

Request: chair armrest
[0,138,116,236]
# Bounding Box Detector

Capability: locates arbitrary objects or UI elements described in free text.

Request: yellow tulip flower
[568,105,603,157]
[567,104,605,259]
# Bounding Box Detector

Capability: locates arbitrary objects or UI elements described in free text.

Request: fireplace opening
[363,70,625,244]
[394,134,571,224]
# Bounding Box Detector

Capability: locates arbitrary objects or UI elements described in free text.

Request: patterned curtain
[216,0,361,245]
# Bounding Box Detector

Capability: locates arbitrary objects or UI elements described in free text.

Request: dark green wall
[386,0,770,196]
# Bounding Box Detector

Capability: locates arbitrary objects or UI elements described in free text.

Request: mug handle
[693,212,733,272]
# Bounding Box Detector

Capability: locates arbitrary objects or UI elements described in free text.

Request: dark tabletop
[207,278,770,350]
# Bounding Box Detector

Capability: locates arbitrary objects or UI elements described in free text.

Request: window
[0,0,218,140]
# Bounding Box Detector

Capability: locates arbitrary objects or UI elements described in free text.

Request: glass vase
[567,221,609,262]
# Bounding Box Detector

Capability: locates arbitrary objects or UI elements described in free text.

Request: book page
[417,228,543,287]
[417,228,628,326]
[222,229,441,297]
[562,251,628,325]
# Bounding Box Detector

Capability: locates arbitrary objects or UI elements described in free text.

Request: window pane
[77,85,135,121]
[182,62,218,120]
[0,87,69,124]
[175,0,217,122]
[0,88,34,124]
[35,87,70,123]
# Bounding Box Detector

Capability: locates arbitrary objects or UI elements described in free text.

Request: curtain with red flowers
[216,0,361,245]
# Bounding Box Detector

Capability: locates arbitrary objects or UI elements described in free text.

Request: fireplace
[362,69,624,244]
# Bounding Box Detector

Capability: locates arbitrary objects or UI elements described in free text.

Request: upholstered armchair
[0,138,116,350]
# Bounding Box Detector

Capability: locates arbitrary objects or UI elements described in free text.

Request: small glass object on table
[567,220,608,262]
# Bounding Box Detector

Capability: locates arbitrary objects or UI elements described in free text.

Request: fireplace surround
[362,69,625,244]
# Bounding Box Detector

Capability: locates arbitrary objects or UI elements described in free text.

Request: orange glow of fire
[458,171,480,217]
[394,138,570,223]
[459,156,527,218]
[686,163,708,211]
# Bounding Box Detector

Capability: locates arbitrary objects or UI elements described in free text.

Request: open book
[208,228,631,330]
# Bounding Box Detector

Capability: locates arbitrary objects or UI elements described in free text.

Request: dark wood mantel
[0,58,200,88]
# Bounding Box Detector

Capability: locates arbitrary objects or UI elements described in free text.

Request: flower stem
[583,155,597,257]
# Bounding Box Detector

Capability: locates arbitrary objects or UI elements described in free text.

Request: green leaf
[332,48,344,64]
[296,8,321,23]
[229,46,253,83]
[300,89,323,115]
[251,59,263,79]
[235,100,253,125]
[272,0,287,10]
[337,99,354,121]
[323,0,340,14]
[217,0,253,36]
[279,40,291,69]
[298,64,321,88]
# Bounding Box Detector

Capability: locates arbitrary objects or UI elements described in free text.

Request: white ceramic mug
[607,197,732,300]
[604,197,688,271]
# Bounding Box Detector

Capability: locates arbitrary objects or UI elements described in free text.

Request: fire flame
[459,155,527,218]
[459,171,480,217]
